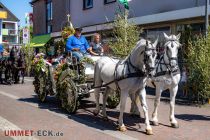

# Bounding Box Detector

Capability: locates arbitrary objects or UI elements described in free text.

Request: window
[2,24,5,29]
[47,25,52,33]
[46,0,53,21]
[104,0,116,4]
[83,0,93,10]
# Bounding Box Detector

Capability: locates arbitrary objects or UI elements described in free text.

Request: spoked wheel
[60,78,78,114]
[37,72,47,102]
[107,89,120,109]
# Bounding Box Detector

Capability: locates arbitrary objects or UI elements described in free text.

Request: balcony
[2,29,18,36]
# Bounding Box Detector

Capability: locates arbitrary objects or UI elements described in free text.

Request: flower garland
[32,53,46,74]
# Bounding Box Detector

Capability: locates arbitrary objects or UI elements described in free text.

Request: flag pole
[205,0,209,37]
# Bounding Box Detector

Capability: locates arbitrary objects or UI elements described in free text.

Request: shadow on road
[18,96,147,135]
[175,114,210,122]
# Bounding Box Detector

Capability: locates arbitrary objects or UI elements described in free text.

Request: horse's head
[144,38,158,76]
[163,33,182,71]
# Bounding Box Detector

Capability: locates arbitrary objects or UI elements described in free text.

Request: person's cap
[75,27,83,32]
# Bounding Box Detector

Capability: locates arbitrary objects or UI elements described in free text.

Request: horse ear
[163,32,170,40]
[176,33,181,40]
[153,38,158,48]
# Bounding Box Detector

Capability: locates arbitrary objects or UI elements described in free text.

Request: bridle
[164,39,181,71]
[128,41,156,75]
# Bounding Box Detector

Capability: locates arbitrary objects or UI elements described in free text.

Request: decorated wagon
[32,52,120,113]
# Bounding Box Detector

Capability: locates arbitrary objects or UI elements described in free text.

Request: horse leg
[118,90,128,132]
[130,91,141,117]
[93,87,101,116]
[93,65,102,116]
[169,86,179,128]
[139,88,153,135]
[151,86,162,126]
[101,87,109,120]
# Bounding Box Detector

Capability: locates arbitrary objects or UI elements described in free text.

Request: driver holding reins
[66,27,95,61]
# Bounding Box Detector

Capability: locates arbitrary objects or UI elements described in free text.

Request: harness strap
[114,61,121,92]
[93,72,146,89]
[154,69,180,77]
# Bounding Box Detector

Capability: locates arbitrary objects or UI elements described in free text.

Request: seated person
[89,33,104,56]
[66,27,95,61]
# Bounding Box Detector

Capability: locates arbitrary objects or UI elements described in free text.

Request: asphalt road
[0,77,210,140]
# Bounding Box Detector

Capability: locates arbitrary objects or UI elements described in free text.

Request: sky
[1,0,32,27]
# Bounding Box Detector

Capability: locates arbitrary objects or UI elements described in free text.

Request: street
[0,77,210,140]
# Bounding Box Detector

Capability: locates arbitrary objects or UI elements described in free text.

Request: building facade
[31,0,209,41]
[31,0,69,35]
[0,2,19,47]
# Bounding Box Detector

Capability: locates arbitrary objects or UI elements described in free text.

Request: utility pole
[205,0,209,37]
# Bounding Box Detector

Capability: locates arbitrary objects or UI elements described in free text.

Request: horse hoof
[93,110,99,116]
[118,126,127,132]
[146,129,153,135]
[171,123,179,128]
[152,121,159,126]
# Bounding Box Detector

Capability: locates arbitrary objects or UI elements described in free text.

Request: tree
[20,25,34,76]
[187,29,210,104]
[109,10,141,58]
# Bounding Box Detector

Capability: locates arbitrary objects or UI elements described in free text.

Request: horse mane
[124,39,148,61]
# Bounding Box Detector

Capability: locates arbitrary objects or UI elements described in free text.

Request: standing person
[180,66,188,97]
[66,27,95,61]
[89,33,104,56]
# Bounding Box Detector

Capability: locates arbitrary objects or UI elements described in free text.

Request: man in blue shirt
[66,27,92,61]
[0,44,3,58]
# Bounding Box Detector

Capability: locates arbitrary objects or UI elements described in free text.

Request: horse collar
[128,56,145,75]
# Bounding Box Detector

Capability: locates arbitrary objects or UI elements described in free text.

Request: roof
[130,5,209,25]
[0,2,19,22]
[30,34,51,47]
[30,0,40,5]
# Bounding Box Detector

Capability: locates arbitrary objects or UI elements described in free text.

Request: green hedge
[187,32,210,103]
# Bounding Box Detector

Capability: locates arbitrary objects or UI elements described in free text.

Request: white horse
[131,33,182,128]
[93,38,158,135]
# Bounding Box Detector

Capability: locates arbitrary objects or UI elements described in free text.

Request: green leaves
[110,11,141,58]
[187,31,210,102]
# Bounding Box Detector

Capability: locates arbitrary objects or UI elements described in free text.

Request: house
[30,0,209,43]
[0,2,19,47]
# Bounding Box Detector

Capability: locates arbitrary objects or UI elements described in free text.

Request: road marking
[0,91,138,140]
[0,116,39,140]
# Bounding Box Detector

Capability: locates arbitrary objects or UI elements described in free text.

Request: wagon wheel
[61,78,78,114]
[37,72,47,102]
[107,90,120,109]
[33,75,40,94]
